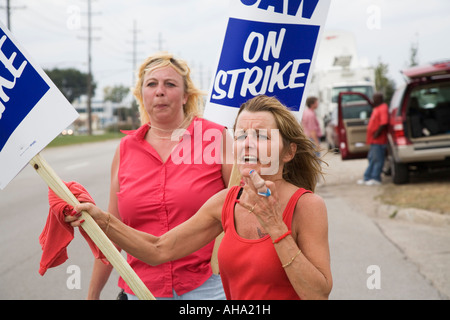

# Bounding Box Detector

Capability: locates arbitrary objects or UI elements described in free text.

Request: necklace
[148,116,191,140]
[148,130,175,140]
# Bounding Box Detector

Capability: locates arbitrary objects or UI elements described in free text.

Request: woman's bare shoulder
[293,191,327,226]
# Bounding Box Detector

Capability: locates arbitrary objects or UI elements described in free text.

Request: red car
[387,60,450,184]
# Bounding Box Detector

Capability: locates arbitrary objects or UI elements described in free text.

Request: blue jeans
[126,274,226,300]
[364,144,386,182]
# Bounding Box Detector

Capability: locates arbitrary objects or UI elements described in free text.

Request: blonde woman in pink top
[87,52,232,300]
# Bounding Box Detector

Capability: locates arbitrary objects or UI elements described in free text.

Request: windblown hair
[133,52,204,125]
[233,95,324,191]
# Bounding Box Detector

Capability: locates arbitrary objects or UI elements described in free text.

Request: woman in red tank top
[69,95,333,300]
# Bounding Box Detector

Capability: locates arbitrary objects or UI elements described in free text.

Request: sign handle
[29,153,155,300]
[211,162,241,274]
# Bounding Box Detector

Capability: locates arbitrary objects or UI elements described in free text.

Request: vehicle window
[409,83,450,110]
[390,84,406,113]
[342,103,372,120]
[331,86,374,103]
[408,82,450,137]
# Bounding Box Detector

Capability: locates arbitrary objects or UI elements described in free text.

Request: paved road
[0,140,448,299]
[324,189,446,299]
[319,150,449,300]
[0,139,121,299]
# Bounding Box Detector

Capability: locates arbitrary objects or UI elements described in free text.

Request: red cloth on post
[39,181,108,275]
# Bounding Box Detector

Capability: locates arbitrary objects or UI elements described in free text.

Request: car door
[337,92,373,160]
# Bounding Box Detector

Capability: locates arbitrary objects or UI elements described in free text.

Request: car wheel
[390,157,409,184]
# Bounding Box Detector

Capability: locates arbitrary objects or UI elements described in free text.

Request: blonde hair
[234,95,324,191]
[133,52,204,125]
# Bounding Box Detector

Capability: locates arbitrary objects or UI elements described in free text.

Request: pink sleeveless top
[218,186,311,300]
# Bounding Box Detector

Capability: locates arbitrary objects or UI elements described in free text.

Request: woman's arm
[73,188,228,266]
[273,193,332,300]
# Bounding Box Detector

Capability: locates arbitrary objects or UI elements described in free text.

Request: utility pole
[1,0,26,31]
[79,0,100,135]
[86,0,93,135]
[130,20,142,128]
[157,32,165,51]
[131,20,141,87]
[5,0,10,29]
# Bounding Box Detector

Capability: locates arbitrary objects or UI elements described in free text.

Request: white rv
[307,30,375,136]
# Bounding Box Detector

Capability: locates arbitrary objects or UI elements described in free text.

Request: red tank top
[218,186,311,300]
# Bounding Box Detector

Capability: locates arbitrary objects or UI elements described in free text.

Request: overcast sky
[2,0,450,100]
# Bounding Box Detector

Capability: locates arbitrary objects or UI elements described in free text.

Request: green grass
[47,132,125,148]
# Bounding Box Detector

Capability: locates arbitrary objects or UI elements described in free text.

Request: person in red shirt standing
[357,92,389,186]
